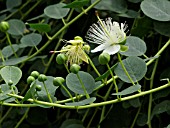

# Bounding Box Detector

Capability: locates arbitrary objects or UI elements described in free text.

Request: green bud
[74,36,83,41]
[36,84,42,91]
[98,52,110,65]
[8,80,13,86]
[119,37,126,45]
[38,74,47,82]
[0,21,9,32]
[56,53,67,65]
[70,64,81,74]
[31,71,39,79]
[83,44,90,53]
[53,77,65,86]
[27,76,35,84]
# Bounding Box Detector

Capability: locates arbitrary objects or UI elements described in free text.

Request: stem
[147,38,161,128]
[106,64,119,99]
[0,107,13,124]
[5,32,18,58]
[42,81,53,103]
[76,73,90,99]
[117,53,135,85]
[14,108,30,128]
[82,108,90,122]
[87,108,98,128]
[4,82,170,109]
[130,105,141,128]
[146,38,170,66]
[60,83,74,102]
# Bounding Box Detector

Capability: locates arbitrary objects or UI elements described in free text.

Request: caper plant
[0,0,170,128]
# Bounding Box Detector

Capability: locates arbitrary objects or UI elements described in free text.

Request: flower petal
[91,43,110,53]
[103,45,120,55]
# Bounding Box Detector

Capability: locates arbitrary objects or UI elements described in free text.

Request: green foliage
[66,71,95,95]
[114,56,147,83]
[0,66,22,86]
[0,0,170,127]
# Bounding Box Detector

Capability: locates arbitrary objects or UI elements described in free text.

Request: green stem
[147,38,161,128]
[117,53,135,85]
[106,64,119,99]
[130,105,142,128]
[60,83,74,102]
[82,108,90,122]
[146,38,170,66]
[21,0,41,20]
[64,63,70,73]
[0,107,13,124]
[42,81,53,103]
[4,82,170,109]
[14,107,30,128]
[5,32,18,58]
[87,108,98,128]
[76,74,90,99]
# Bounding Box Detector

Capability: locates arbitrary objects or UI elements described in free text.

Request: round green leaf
[2,44,19,58]
[36,76,59,102]
[114,56,147,83]
[91,0,127,13]
[6,0,22,9]
[154,21,170,37]
[141,0,170,21]
[44,3,70,19]
[2,56,28,66]
[0,66,22,86]
[118,10,139,18]
[120,36,146,56]
[60,119,83,128]
[112,84,141,96]
[66,71,95,95]
[7,19,26,36]
[20,33,42,47]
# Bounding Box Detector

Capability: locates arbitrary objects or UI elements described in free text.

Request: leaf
[129,97,141,107]
[65,97,96,106]
[60,119,84,128]
[6,0,22,9]
[167,124,170,128]
[2,56,28,65]
[28,23,51,32]
[95,63,118,81]
[63,0,89,8]
[44,3,70,19]
[91,0,127,13]
[21,81,36,103]
[20,33,42,47]
[151,100,170,119]
[154,21,170,37]
[2,44,19,58]
[66,71,95,95]
[136,113,148,126]
[7,19,26,36]
[114,56,147,83]
[141,0,170,21]
[118,10,139,18]
[112,84,141,95]
[36,76,59,102]
[120,36,147,56]
[0,84,12,101]
[0,66,22,86]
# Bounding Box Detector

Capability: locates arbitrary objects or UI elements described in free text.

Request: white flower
[86,17,127,55]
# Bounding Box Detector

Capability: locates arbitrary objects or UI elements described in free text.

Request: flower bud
[56,53,67,65]
[70,64,81,74]
[74,36,83,41]
[36,84,42,91]
[31,71,39,79]
[53,77,65,86]
[8,80,13,86]
[38,74,47,82]
[83,44,90,53]
[98,52,110,65]
[0,21,9,32]
[27,76,35,84]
